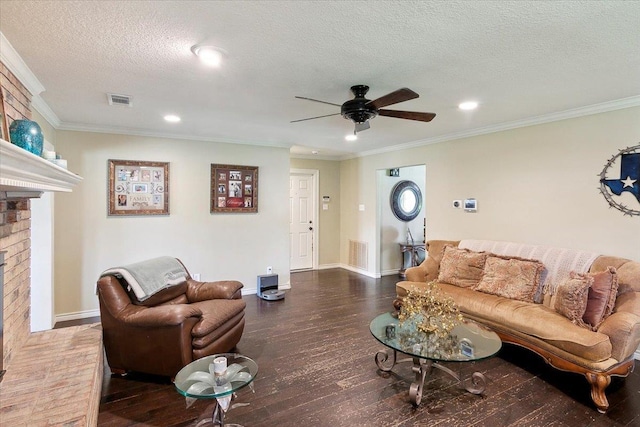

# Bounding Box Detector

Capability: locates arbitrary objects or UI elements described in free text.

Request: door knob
[309,227,313,231]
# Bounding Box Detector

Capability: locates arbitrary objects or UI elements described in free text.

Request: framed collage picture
[108,159,169,216]
[211,164,258,213]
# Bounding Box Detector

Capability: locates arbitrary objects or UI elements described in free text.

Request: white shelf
[0,138,82,195]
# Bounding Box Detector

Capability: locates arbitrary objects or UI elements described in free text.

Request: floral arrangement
[397,282,464,357]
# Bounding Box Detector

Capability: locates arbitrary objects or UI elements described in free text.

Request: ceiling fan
[292,85,436,134]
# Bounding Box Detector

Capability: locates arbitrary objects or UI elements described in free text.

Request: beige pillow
[583,267,618,329]
[554,272,593,328]
[475,256,544,302]
[437,245,488,288]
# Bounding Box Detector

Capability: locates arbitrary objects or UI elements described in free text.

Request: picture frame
[211,164,258,213]
[0,88,10,142]
[108,159,169,216]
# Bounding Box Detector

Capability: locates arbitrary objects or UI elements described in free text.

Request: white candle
[213,356,227,375]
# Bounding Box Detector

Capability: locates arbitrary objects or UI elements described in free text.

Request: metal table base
[375,348,488,406]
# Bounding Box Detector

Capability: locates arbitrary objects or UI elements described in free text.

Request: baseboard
[55,308,101,323]
[295,264,379,277]
[381,269,400,277]
[317,263,341,270]
[339,264,381,279]
[55,284,294,321]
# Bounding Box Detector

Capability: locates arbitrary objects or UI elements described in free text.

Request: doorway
[378,165,426,276]
[289,169,319,271]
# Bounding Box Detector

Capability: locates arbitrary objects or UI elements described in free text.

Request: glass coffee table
[174,353,258,427]
[370,312,501,406]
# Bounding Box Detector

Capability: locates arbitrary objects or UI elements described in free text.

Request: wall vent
[348,240,368,270]
[107,93,133,107]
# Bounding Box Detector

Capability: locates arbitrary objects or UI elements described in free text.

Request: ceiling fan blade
[366,88,419,109]
[290,112,342,123]
[294,96,342,107]
[378,109,436,122]
[355,121,370,133]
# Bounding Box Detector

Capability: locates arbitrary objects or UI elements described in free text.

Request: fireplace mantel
[0,138,82,197]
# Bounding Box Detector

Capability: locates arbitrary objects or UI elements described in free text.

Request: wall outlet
[192,273,201,281]
[267,266,273,274]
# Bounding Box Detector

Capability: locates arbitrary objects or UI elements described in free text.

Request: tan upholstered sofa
[395,239,640,413]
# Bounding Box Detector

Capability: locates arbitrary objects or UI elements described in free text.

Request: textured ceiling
[0,1,639,159]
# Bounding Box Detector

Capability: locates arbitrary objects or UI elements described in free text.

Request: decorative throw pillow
[554,272,593,328]
[437,245,488,288]
[583,266,618,329]
[475,256,544,302]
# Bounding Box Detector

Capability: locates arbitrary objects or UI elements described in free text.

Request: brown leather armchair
[97,263,246,378]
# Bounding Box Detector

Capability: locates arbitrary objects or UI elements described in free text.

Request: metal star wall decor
[599,144,640,216]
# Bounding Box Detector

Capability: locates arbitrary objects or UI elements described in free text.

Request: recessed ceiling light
[311,150,319,155]
[345,133,358,142]
[164,114,181,123]
[191,44,227,67]
[458,101,478,110]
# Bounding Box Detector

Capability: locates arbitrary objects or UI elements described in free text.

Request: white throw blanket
[459,239,599,297]
[101,256,188,302]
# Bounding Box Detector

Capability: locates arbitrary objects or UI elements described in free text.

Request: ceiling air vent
[107,93,132,107]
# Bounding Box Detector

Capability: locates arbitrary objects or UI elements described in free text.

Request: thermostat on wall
[464,198,477,212]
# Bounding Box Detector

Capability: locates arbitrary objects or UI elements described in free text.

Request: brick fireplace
[0,61,35,371]
[0,59,81,374]
[0,46,94,422]
[0,197,31,372]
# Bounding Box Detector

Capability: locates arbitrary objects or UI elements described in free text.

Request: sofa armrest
[404,263,427,282]
[186,279,243,302]
[597,291,640,361]
[117,304,203,327]
[405,256,439,282]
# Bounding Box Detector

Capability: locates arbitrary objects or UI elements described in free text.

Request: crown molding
[1,31,60,128]
[353,95,640,160]
[290,153,344,161]
[56,121,293,149]
[31,95,62,128]
[0,31,45,96]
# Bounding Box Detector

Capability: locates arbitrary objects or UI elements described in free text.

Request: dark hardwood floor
[63,269,639,426]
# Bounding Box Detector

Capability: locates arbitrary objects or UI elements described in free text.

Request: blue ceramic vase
[9,119,44,156]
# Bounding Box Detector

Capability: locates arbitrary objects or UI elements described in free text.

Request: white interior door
[290,173,315,270]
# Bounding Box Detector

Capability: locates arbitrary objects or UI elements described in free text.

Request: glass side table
[370,312,501,406]
[174,353,258,427]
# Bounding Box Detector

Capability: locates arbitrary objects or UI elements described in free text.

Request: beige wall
[54,131,290,317]
[341,107,640,276]
[290,158,341,266]
[43,106,640,317]
[31,110,56,145]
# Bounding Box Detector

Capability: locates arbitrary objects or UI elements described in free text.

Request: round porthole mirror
[390,180,422,222]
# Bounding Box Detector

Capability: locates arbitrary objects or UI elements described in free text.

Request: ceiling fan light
[191,45,226,67]
[345,133,357,142]
[459,101,478,110]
